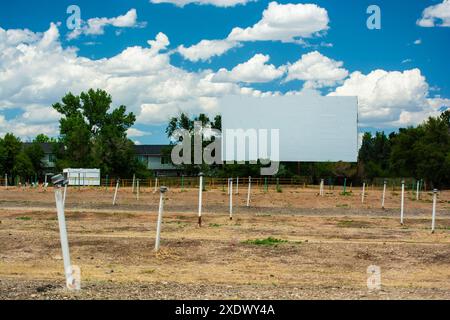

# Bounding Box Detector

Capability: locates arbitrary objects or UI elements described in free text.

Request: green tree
[12,151,34,181]
[0,133,22,176]
[24,142,45,175]
[33,134,57,143]
[52,89,140,177]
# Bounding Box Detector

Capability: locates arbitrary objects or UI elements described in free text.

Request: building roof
[24,142,171,156]
[23,142,54,154]
[133,145,171,155]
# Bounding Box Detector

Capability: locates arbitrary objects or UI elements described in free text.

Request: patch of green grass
[276,186,283,193]
[209,223,222,228]
[242,237,288,246]
[16,216,31,221]
[336,204,349,208]
[340,191,352,196]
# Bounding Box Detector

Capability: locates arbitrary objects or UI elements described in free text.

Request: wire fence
[0,176,441,192]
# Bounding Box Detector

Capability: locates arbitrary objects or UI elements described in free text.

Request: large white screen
[220,95,358,162]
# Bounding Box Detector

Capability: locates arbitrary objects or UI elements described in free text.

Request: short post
[198,173,204,227]
[113,179,120,206]
[229,178,233,220]
[181,175,184,192]
[400,180,405,225]
[431,189,438,234]
[132,174,136,193]
[63,183,68,207]
[153,177,159,193]
[362,182,366,204]
[320,179,324,196]
[264,177,268,192]
[343,178,347,194]
[136,179,140,201]
[105,175,109,192]
[416,180,420,201]
[236,177,239,195]
[155,186,168,252]
[382,180,387,209]
[4,173,7,189]
[246,176,252,207]
[52,174,79,291]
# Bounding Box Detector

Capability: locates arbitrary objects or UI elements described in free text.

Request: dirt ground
[0,185,449,300]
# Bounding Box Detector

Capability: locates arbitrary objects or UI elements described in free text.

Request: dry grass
[0,187,449,299]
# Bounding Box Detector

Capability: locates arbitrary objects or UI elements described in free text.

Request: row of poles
[52,172,442,291]
[320,179,440,233]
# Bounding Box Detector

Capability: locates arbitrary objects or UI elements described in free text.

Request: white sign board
[220,95,358,162]
[63,168,101,186]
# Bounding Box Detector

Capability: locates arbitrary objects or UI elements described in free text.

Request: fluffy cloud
[417,0,450,27]
[329,69,449,127]
[285,51,348,88]
[212,54,285,83]
[177,39,240,62]
[0,23,241,139]
[228,2,329,42]
[67,9,146,40]
[150,0,253,7]
[177,2,330,62]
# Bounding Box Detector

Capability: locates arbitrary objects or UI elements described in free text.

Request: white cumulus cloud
[285,51,348,89]
[150,0,253,7]
[212,54,285,83]
[417,0,450,27]
[67,9,146,40]
[177,39,240,62]
[329,69,449,127]
[227,1,329,42]
[177,2,330,62]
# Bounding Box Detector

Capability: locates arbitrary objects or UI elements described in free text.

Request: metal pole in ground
[113,179,120,206]
[52,174,78,290]
[63,183,68,207]
[198,173,204,227]
[416,180,420,201]
[362,182,366,204]
[132,174,136,193]
[155,186,168,252]
[5,173,7,189]
[136,179,140,200]
[431,189,438,234]
[153,177,159,193]
[247,176,252,207]
[382,180,387,209]
[229,178,233,220]
[400,180,405,225]
[236,177,239,195]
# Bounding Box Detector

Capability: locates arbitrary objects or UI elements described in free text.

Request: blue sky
[0,0,449,144]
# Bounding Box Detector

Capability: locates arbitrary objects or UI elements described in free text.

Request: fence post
[155,186,168,252]
[113,179,120,206]
[362,182,366,204]
[247,176,252,207]
[229,178,233,220]
[416,180,420,201]
[198,173,203,227]
[400,180,405,225]
[52,174,79,290]
[431,189,438,234]
[382,180,387,209]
